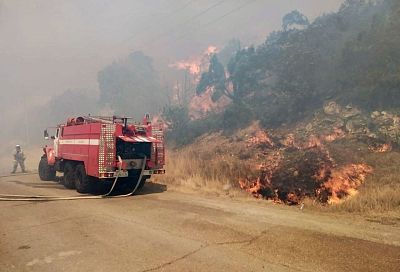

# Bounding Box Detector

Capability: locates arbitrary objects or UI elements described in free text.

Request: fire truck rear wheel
[63,162,76,189]
[38,156,56,181]
[75,164,93,194]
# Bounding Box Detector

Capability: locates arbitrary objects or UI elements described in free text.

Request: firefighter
[11,145,26,173]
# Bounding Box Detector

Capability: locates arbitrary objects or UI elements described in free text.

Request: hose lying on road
[0,172,38,179]
[0,156,146,201]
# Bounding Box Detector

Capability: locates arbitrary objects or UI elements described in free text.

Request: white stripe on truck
[59,139,100,146]
[136,136,150,142]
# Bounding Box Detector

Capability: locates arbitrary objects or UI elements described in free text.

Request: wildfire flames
[169,46,230,120]
[188,87,230,119]
[323,164,373,204]
[169,46,217,76]
[324,128,346,142]
[247,131,274,148]
[239,130,374,205]
[369,143,392,153]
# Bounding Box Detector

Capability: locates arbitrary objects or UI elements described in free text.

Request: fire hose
[0,156,146,201]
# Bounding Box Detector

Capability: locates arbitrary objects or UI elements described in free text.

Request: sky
[0,0,344,110]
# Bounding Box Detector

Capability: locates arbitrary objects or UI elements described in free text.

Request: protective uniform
[12,145,26,173]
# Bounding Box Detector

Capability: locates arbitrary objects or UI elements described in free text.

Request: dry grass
[153,134,255,197]
[156,132,400,219]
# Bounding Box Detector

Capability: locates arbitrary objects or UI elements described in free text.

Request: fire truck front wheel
[38,156,56,181]
[75,164,93,194]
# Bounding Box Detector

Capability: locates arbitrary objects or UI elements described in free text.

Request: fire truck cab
[38,115,165,194]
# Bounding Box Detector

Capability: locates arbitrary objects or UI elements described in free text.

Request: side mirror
[44,129,49,140]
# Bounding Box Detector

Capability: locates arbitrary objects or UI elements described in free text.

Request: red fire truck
[38,115,165,194]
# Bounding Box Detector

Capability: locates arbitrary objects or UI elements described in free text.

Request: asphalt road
[0,173,399,272]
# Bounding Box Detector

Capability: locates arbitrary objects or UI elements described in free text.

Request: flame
[238,129,373,205]
[283,134,323,149]
[286,192,300,205]
[247,131,274,147]
[239,162,372,204]
[170,60,201,75]
[377,144,392,152]
[284,128,346,149]
[307,135,322,148]
[205,46,217,54]
[169,46,218,76]
[369,143,392,153]
[169,46,229,119]
[237,151,283,199]
[324,128,345,142]
[281,133,299,148]
[188,87,230,120]
[323,164,373,204]
[239,178,264,198]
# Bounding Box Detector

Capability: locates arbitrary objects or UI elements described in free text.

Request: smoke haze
[0,0,343,156]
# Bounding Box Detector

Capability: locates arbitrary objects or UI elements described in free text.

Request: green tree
[282,10,309,31]
[172,0,400,138]
[162,105,190,131]
[196,48,263,104]
[217,39,241,66]
[196,54,234,101]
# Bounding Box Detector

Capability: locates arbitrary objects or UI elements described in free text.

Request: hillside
[160,0,400,217]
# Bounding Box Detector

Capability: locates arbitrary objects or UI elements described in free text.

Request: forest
[164,0,400,145]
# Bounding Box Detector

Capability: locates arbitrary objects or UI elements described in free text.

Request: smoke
[0,0,343,157]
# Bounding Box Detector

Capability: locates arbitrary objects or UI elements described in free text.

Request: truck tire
[75,164,93,194]
[63,162,76,189]
[38,156,56,181]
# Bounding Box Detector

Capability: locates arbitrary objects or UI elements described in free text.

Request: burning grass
[235,122,377,205]
[323,164,373,204]
[326,151,400,214]
[238,144,373,205]
[157,119,399,217]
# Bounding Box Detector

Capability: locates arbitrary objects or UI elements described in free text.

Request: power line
[128,0,227,50]
[171,0,197,14]
[176,0,226,28]
[115,0,198,48]
[111,0,257,59]
[177,0,258,40]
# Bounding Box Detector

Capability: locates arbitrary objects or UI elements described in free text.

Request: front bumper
[142,169,166,175]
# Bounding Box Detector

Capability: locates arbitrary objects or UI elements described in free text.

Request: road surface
[0,173,399,271]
